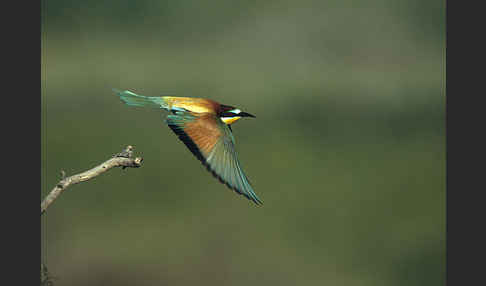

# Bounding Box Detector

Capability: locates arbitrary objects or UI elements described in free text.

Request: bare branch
[41,145,143,216]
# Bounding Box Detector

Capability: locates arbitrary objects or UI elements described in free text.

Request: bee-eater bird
[114,89,262,205]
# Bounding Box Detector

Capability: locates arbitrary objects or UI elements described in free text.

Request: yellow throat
[221,116,242,125]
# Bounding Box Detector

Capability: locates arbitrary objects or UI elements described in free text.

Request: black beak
[239,112,256,118]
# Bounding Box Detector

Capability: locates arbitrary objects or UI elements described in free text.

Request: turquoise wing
[165,112,262,205]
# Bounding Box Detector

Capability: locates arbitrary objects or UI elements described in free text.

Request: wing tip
[247,196,263,206]
[252,196,264,206]
[204,164,263,206]
[248,192,264,206]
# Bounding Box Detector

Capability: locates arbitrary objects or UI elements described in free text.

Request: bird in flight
[114,89,262,205]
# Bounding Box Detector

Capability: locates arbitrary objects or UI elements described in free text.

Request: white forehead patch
[231,109,241,114]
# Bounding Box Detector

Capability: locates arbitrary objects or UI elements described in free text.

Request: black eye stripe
[222,112,238,117]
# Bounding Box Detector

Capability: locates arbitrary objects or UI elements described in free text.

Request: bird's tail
[114,89,169,109]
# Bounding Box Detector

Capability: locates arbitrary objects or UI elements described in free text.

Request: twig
[41,145,143,216]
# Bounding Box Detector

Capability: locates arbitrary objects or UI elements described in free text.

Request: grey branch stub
[40,145,143,215]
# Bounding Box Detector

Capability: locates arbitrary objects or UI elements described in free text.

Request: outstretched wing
[165,112,262,205]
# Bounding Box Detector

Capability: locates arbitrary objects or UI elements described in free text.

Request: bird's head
[219,105,255,125]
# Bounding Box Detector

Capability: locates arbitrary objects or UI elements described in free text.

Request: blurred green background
[41,0,445,285]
